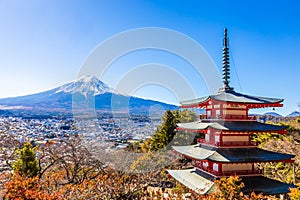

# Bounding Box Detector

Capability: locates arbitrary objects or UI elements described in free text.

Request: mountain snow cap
[55,75,115,97]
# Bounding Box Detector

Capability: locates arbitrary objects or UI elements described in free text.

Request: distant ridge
[286,111,300,117]
[0,75,178,116]
[263,112,283,117]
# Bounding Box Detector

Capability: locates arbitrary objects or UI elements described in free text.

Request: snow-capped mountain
[0,75,177,116]
[54,75,116,97]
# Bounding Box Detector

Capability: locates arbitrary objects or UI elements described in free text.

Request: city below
[0,114,161,171]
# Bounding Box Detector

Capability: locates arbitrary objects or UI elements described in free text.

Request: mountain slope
[263,112,283,117]
[286,111,300,117]
[0,76,178,115]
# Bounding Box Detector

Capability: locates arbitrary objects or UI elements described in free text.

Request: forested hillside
[1,114,300,199]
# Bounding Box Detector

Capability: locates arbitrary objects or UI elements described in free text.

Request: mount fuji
[0,76,178,117]
[54,75,117,97]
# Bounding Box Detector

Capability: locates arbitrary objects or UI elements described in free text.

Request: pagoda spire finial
[220,28,234,92]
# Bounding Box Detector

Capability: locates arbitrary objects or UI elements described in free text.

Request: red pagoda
[168,29,295,195]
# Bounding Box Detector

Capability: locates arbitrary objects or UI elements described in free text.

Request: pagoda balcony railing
[197,139,257,147]
[248,115,257,120]
[218,169,263,176]
[199,115,256,121]
[220,141,257,147]
[197,166,262,176]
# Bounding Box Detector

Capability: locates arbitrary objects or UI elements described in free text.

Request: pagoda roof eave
[168,168,295,195]
[167,168,216,194]
[172,144,295,162]
[177,121,286,132]
[241,176,296,195]
[173,144,217,160]
[180,96,210,108]
[180,91,283,108]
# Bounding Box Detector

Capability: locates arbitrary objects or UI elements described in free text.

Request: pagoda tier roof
[177,120,286,132]
[167,168,216,194]
[241,176,296,195]
[173,144,295,162]
[180,90,283,108]
[168,168,295,195]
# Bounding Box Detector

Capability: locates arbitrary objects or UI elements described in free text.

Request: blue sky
[0,0,299,115]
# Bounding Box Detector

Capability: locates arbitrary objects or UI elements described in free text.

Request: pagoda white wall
[222,109,246,115]
[222,135,249,142]
[222,163,252,171]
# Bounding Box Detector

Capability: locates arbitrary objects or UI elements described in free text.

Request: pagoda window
[205,133,210,142]
[215,135,220,143]
[215,109,220,118]
[213,163,219,172]
[214,104,220,108]
[203,161,209,168]
[207,110,211,118]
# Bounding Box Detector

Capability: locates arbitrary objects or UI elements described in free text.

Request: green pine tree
[148,110,177,151]
[161,110,177,143]
[142,109,198,151]
[12,142,40,177]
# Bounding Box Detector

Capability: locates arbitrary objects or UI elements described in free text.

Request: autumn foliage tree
[289,184,300,200]
[195,176,270,200]
[3,136,167,199]
[4,114,299,199]
[4,173,63,200]
[4,142,63,199]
